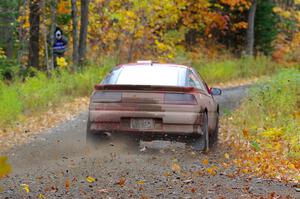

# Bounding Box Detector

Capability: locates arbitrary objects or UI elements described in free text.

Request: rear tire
[210,113,219,146]
[188,113,209,152]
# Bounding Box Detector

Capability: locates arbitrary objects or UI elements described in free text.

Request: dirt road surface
[1,86,299,198]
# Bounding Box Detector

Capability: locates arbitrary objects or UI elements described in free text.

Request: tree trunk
[78,0,90,65]
[246,0,257,56]
[41,0,48,72]
[17,0,27,65]
[28,0,40,68]
[71,0,79,68]
[4,16,14,58]
[49,0,57,70]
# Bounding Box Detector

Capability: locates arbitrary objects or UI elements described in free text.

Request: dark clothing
[53,36,68,68]
[53,36,68,55]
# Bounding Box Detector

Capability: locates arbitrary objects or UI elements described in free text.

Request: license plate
[130,119,154,129]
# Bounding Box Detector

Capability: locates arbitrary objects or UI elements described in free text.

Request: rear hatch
[91,84,198,108]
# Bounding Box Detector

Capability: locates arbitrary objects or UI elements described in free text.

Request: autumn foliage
[221,69,300,182]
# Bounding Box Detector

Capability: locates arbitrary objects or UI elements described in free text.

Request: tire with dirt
[210,112,219,146]
[188,113,209,151]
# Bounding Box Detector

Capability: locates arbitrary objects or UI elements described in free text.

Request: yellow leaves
[224,120,300,182]
[232,22,248,31]
[86,176,96,183]
[291,33,300,49]
[0,156,11,179]
[273,6,292,19]
[20,183,30,193]
[56,57,68,69]
[17,15,30,29]
[0,48,6,59]
[136,180,145,185]
[219,0,251,11]
[288,164,296,170]
[273,7,283,14]
[171,159,181,174]
[57,0,71,15]
[260,128,284,141]
[206,166,218,176]
[280,11,292,18]
[224,153,230,159]
[155,40,169,52]
[202,159,209,166]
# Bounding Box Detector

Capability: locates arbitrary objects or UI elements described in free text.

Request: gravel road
[1,85,299,198]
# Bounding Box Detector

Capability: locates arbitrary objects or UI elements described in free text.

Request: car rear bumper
[89,110,204,136]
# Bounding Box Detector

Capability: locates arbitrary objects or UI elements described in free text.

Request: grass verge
[222,69,300,182]
[0,61,113,127]
[195,56,279,84]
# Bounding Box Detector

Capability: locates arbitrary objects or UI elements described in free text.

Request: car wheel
[189,113,209,152]
[210,113,219,145]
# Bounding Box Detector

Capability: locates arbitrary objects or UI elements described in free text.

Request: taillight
[164,93,197,105]
[92,91,122,103]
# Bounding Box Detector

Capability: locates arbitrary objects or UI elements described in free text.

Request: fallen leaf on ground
[65,177,70,192]
[243,128,250,138]
[20,184,30,193]
[171,161,181,173]
[115,177,126,187]
[86,176,96,183]
[224,153,230,159]
[202,159,209,165]
[206,167,217,176]
[137,180,145,185]
[0,156,11,178]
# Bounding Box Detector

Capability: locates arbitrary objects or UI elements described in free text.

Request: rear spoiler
[94,84,196,92]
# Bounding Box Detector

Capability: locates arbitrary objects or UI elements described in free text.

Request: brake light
[92,91,122,103]
[164,93,197,105]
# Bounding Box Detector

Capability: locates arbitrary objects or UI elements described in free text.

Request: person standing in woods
[52,27,68,68]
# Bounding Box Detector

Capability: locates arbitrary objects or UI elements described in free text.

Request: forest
[0,0,299,194]
[0,0,299,78]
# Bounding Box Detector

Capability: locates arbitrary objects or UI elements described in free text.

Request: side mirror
[210,88,222,96]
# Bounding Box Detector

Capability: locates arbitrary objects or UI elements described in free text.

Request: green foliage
[0,58,19,80]
[234,69,300,158]
[0,60,114,127]
[193,56,278,84]
[255,0,278,55]
[0,82,22,124]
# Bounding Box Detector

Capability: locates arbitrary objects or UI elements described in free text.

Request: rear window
[102,65,187,87]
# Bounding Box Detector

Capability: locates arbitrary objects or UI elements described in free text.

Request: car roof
[117,62,192,70]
